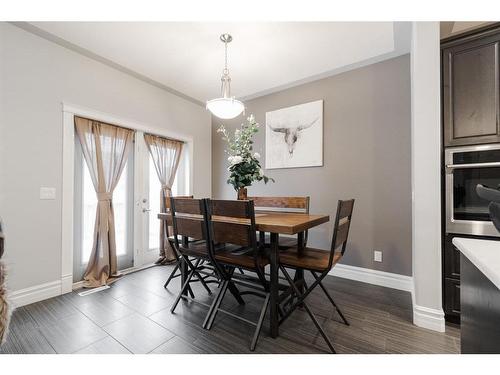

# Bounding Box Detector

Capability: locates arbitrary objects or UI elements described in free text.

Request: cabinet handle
[446,162,500,169]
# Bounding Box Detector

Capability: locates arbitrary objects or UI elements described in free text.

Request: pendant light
[206,33,245,119]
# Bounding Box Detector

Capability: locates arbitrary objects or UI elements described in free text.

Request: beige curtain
[75,116,134,288]
[144,133,184,264]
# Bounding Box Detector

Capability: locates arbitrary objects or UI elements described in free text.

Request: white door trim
[61,102,194,294]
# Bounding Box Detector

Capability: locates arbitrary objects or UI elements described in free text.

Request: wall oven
[445,144,500,237]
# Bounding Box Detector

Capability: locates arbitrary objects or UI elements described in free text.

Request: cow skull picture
[265,100,323,169]
[268,117,319,156]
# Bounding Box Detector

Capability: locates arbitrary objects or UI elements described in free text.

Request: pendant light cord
[224,40,228,75]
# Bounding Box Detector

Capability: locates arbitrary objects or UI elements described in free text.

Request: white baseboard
[328,263,413,292]
[61,274,73,294]
[413,304,446,332]
[10,280,62,308]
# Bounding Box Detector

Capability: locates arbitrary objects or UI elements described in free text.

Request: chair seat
[177,241,209,258]
[168,236,204,244]
[279,247,342,272]
[215,247,269,269]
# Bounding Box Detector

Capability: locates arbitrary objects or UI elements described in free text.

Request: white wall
[0,23,211,293]
[410,22,445,332]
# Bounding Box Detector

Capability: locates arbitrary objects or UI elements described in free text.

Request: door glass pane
[114,166,128,256]
[148,157,161,250]
[82,162,128,263]
[82,165,97,263]
[148,156,179,250]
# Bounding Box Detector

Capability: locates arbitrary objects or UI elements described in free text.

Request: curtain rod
[74,115,185,143]
[144,132,185,144]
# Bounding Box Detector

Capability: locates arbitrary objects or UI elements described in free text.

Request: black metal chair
[278,199,355,353]
[169,198,222,314]
[162,195,193,289]
[203,199,270,351]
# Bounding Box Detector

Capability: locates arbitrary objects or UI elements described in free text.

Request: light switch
[374,250,383,262]
[40,187,56,200]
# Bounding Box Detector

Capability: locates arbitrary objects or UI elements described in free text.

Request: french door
[73,130,189,282]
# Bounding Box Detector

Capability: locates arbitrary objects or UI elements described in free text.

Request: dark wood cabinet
[442,28,500,147]
[461,254,500,353]
[441,24,500,323]
[443,234,462,322]
[444,238,461,279]
[444,278,461,317]
[442,233,500,322]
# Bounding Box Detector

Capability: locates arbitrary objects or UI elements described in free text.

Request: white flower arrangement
[217,115,274,191]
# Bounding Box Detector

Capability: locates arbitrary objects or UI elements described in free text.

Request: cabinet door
[444,236,461,279]
[444,278,461,316]
[443,32,500,146]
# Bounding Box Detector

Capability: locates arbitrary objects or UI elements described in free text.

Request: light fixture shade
[206,98,244,119]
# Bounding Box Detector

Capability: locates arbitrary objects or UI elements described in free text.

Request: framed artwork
[265,100,323,169]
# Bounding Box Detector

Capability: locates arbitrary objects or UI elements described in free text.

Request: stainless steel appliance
[445,144,500,237]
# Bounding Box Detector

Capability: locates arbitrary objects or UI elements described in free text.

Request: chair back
[169,197,208,254]
[248,196,310,214]
[165,195,194,210]
[249,196,310,246]
[163,195,194,227]
[328,199,355,269]
[206,199,258,248]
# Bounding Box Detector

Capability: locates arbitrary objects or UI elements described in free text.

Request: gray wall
[0,23,212,292]
[212,54,412,276]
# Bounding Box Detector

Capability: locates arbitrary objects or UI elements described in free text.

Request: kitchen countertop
[453,237,500,290]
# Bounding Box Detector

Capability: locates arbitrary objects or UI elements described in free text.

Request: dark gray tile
[150,336,202,354]
[25,296,79,327]
[116,291,171,316]
[75,336,130,354]
[3,266,460,354]
[38,313,108,353]
[149,306,209,344]
[7,306,38,333]
[99,278,145,299]
[103,313,175,354]
[0,327,55,354]
[75,298,135,326]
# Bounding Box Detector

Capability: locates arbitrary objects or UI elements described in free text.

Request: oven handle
[446,162,500,169]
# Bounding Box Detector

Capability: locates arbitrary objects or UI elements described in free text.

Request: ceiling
[23,22,411,105]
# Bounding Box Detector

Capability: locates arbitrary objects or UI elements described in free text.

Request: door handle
[142,208,151,213]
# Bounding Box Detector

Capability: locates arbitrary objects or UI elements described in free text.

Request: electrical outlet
[374,250,383,262]
[40,187,56,200]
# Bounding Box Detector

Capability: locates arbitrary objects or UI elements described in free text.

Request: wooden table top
[253,212,329,235]
[158,212,329,235]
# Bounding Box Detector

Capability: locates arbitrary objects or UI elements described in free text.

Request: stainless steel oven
[445,144,500,237]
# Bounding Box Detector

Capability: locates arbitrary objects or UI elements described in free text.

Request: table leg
[181,236,190,297]
[270,232,279,338]
[294,231,305,304]
[159,217,166,259]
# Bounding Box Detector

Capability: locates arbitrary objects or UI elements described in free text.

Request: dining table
[252,212,330,337]
[158,210,330,338]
